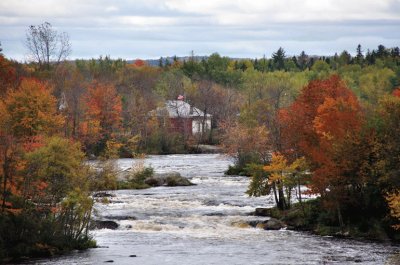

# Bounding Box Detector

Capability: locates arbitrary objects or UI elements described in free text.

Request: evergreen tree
[272,47,286,71]
[377,44,388,58]
[356,44,364,65]
[298,51,308,70]
[391,47,399,58]
[158,57,164,68]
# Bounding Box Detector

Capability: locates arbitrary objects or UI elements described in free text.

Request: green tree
[272,47,286,71]
[355,44,364,65]
[25,137,88,205]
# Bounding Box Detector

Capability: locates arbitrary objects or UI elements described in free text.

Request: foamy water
[24,154,400,265]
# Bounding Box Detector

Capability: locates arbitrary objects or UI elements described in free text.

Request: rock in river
[91,220,119,230]
[260,218,285,230]
[144,172,194,187]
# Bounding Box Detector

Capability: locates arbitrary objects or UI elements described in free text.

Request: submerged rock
[231,221,252,228]
[103,215,137,221]
[93,192,115,198]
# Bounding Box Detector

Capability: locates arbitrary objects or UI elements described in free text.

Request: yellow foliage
[263,153,288,173]
[386,191,400,230]
[290,156,308,172]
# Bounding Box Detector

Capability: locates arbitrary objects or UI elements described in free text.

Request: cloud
[0,0,399,60]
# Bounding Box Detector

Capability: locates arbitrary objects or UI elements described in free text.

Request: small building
[153,97,212,136]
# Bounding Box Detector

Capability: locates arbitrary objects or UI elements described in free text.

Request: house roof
[156,100,211,118]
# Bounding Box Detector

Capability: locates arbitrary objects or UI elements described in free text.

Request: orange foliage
[0,78,63,213]
[281,75,365,195]
[82,81,122,141]
[4,78,64,138]
[0,55,17,94]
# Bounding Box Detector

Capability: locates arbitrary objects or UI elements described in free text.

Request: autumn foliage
[0,55,17,95]
[81,81,122,153]
[4,78,63,138]
[0,78,94,260]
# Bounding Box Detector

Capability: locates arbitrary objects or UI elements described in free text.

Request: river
[24,154,400,264]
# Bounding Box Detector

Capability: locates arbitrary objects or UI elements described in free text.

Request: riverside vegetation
[1,22,400,261]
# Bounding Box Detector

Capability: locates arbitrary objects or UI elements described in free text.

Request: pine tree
[356,44,364,65]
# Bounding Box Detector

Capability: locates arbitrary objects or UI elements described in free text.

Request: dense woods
[1,22,400,261]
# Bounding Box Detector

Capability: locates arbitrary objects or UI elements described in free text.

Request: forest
[1,22,400,262]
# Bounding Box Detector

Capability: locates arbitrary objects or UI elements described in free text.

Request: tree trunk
[277,185,286,210]
[272,183,279,208]
[1,146,9,212]
[337,203,344,228]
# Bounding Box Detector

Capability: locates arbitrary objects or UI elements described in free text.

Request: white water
[25,154,400,264]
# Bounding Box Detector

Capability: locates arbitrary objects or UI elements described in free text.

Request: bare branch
[25,22,71,70]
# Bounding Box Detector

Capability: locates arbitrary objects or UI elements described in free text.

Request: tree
[247,153,309,210]
[3,78,63,138]
[297,51,309,70]
[272,47,286,71]
[281,75,366,225]
[386,192,400,230]
[24,136,93,244]
[377,44,389,58]
[0,78,63,212]
[0,54,17,95]
[25,22,71,70]
[81,81,122,154]
[355,44,364,65]
[263,153,290,210]
[375,95,400,190]
[311,60,331,79]
[338,50,352,66]
[25,137,87,205]
[222,122,270,171]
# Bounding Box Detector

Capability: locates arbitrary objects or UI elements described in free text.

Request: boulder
[165,174,193,186]
[144,172,194,187]
[264,218,285,230]
[144,177,163,186]
[91,220,119,230]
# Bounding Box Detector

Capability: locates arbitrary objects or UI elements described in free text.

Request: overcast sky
[1,0,399,61]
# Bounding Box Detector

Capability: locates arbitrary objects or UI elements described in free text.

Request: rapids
[22,154,400,264]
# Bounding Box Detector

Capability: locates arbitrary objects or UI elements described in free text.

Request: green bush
[116,165,154,190]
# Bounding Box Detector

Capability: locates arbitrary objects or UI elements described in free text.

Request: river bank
[254,198,400,243]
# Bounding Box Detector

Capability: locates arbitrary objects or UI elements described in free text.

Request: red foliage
[280,75,365,195]
[82,81,122,141]
[133,59,146,67]
[0,55,17,94]
[393,88,400,98]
